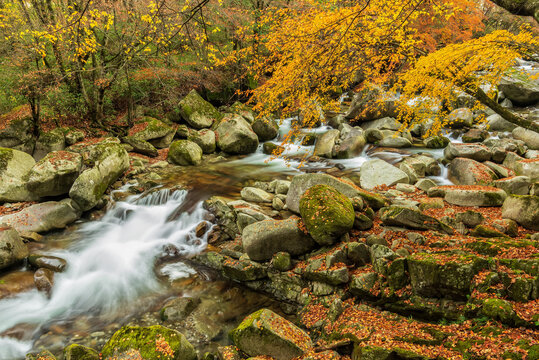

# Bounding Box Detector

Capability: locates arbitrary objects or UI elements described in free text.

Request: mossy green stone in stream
[230,308,312,360]
[63,344,99,360]
[26,350,56,360]
[424,135,450,149]
[101,325,196,360]
[168,140,203,166]
[299,184,354,246]
[177,89,222,129]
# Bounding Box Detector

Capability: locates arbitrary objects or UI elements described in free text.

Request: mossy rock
[352,345,428,360]
[424,135,450,149]
[63,344,99,360]
[481,298,518,325]
[263,142,284,155]
[299,184,355,246]
[177,89,223,129]
[101,325,196,360]
[34,128,66,161]
[168,140,203,166]
[25,350,56,360]
[230,308,312,360]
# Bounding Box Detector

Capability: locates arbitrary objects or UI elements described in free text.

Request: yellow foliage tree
[397,29,539,133]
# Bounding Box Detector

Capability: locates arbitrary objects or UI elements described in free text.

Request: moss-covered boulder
[230,309,312,360]
[69,143,129,211]
[0,147,37,202]
[34,128,66,161]
[168,140,203,166]
[481,298,519,325]
[423,135,450,149]
[502,195,539,230]
[101,325,196,360]
[215,114,259,154]
[0,106,35,154]
[188,129,216,154]
[0,225,28,270]
[252,117,279,141]
[25,350,56,360]
[177,89,222,129]
[131,117,175,149]
[299,184,354,245]
[27,151,82,197]
[122,136,158,157]
[63,344,99,360]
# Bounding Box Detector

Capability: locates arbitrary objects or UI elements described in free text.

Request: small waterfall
[0,189,210,359]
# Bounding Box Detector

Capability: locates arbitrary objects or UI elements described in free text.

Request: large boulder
[514,158,539,182]
[69,143,129,211]
[230,309,312,360]
[334,128,366,159]
[27,151,82,197]
[0,225,28,270]
[101,325,196,360]
[445,108,473,128]
[242,217,316,261]
[448,158,497,185]
[487,114,517,132]
[286,173,387,213]
[380,206,452,234]
[252,117,279,141]
[187,129,216,154]
[0,147,37,202]
[33,128,65,161]
[502,195,539,230]
[345,87,398,121]
[168,140,203,166]
[0,199,81,233]
[299,185,355,245]
[177,89,222,129]
[431,185,507,207]
[215,114,259,154]
[0,106,35,153]
[444,143,491,162]
[360,159,409,190]
[512,127,539,150]
[314,129,340,158]
[129,117,175,149]
[498,68,539,106]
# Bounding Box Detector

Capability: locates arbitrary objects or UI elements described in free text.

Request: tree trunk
[465,86,539,133]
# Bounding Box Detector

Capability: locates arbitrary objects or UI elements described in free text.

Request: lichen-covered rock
[424,135,450,149]
[121,136,158,157]
[512,127,539,150]
[432,185,507,207]
[380,206,452,233]
[299,184,354,245]
[502,195,539,230]
[188,129,216,154]
[215,114,259,154]
[444,143,491,162]
[0,225,28,270]
[314,129,340,158]
[27,151,82,197]
[177,89,222,129]
[69,143,129,211]
[0,106,35,153]
[252,117,279,141]
[63,344,99,360]
[230,309,312,360]
[494,175,530,195]
[0,147,37,202]
[131,117,175,148]
[360,159,409,190]
[242,218,315,261]
[514,158,539,182]
[498,68,539,106]
[445,108,473,128]
[448,158,497,185]
[168,140,203,166]
[0,199,81,233]
[33,128,66,161]
[63,128,85,146]
[101,325,196,360]
[222,257,268,281]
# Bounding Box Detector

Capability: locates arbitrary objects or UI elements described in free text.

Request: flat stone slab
[429,185,507,207]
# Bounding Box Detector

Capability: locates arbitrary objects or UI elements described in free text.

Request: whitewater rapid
[0,188,210,359]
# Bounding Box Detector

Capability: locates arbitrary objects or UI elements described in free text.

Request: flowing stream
[0,189,210,359]
[0,118,462,359]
